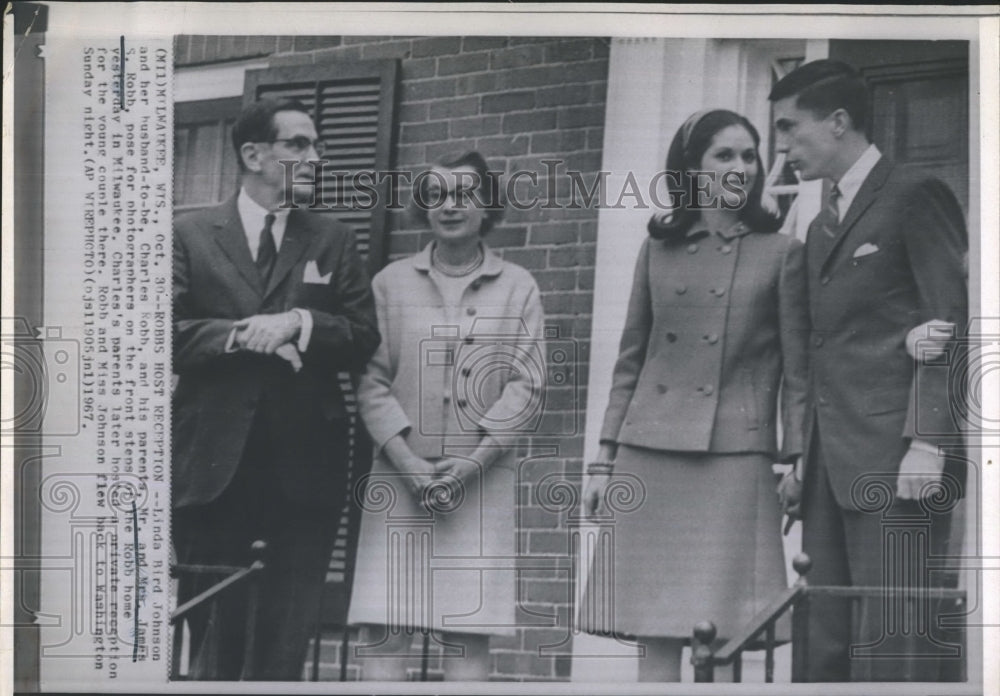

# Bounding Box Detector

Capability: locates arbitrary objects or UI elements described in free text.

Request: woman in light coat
[348,150,545,681]
[582,109,809,681]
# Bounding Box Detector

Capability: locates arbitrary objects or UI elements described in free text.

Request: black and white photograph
[3,2,998,693]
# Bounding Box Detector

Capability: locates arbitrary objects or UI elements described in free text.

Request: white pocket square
[303,260,331,285]
[852,243,880,259]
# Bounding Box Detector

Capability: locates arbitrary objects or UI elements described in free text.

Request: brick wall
[176,35,609,682]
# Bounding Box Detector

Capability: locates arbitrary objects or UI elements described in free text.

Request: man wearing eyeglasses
[171,98,380,680]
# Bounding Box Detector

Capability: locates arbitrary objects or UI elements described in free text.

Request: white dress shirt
[226,188,313,351]
[833,143,881,222]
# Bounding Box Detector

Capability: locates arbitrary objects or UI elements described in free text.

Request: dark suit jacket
[804,158,968,509]
[601,226,809,461]
[172,196,380,510]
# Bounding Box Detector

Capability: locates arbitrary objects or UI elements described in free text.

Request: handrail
[692,553,812,682]
[803,586,965,599]
[692,552,967,683]
[170,540,267,680]
[713,586,804,663]
[170,562,264,624]
[170,563,248,577]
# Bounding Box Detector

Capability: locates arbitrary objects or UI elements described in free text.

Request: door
[830,40,969,215]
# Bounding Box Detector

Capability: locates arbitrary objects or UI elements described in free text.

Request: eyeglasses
[266,136,326,156]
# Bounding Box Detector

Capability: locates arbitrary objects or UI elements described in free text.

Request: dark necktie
[256,213,277,284]
[822,184,841,238]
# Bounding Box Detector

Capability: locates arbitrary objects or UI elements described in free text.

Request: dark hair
[648,109,780,241]
[768,59,869,135]
[410,150,505,235]
[231,98,312,172]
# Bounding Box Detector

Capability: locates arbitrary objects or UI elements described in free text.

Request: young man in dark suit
[172,98,380,680]
[769,60,968,681]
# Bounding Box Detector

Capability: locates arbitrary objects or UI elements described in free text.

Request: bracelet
[587,461,614,475]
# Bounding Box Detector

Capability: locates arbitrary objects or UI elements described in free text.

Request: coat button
[814,336,824,347]
[720,244,733,254]
[820,276,830,286]
[711,287,726,297]
[687,244,699,254]
[657,384,668,394]
[666,332,678,343]
[703,385,714,396]
[675,284,687,295]
[466,307,477,316]
[704,333,719,344]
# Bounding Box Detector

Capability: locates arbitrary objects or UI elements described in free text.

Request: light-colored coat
[600,226,808,461]
[348,242,544,635]
[357,242,545,457]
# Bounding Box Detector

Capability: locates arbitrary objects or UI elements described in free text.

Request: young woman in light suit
[582,109,809,681]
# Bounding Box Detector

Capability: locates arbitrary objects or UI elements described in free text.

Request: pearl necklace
[432,244,484,277]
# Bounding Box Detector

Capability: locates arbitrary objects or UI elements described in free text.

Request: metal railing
[690,553,967,683]
[170,540,268,681]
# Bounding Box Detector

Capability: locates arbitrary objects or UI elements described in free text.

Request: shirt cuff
[224,326,240,353]
[292,308,312,352]
[909,439,940,455]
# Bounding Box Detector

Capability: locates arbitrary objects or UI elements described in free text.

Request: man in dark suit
[172,98,380,680]
[770,60,968,681]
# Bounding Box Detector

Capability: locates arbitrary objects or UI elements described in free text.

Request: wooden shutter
[243,59,399,275]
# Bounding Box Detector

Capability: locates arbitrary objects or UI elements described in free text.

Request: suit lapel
[264,209,313,300]
[212,196,265,296]
[820,157,893,274]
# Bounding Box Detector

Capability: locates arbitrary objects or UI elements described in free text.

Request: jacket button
[687,244,699,254]
[720,244,733,254]
[466,307,477,316]
[675,284,687,295]
[703,385,714,395]
[814,336,824,347]
[656,384,668,394]
[820,276,830,286]
[666,332,678,343]
[711,287,726,297]
[704,333,719,344]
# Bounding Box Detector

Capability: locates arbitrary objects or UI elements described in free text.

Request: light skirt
[347,453,517,637]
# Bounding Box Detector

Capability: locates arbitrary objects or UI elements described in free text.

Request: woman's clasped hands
[399,455,482,512]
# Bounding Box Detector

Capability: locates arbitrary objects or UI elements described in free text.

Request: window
[172,59,400,275]
[173,97,242,212]
[244,60,400,275]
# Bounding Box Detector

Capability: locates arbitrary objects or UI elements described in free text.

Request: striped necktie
[256,213,277,283]
[822,184,841,238]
